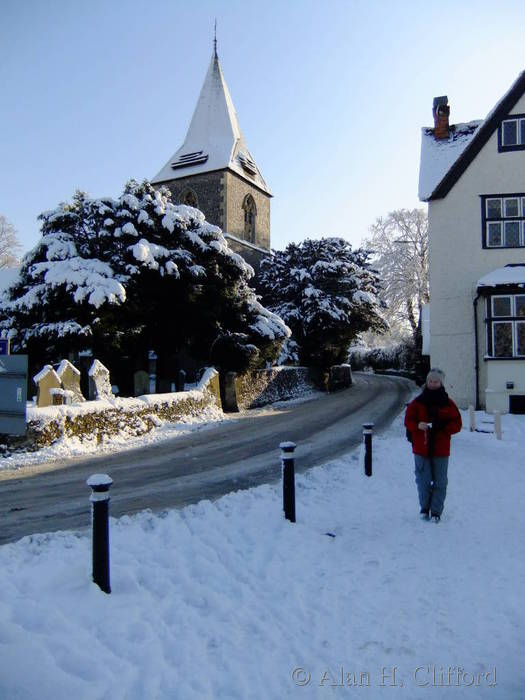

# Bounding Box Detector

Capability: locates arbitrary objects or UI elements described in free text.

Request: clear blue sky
[2,0,525,256]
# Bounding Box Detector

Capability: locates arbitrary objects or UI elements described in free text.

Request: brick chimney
[433,96,450,140]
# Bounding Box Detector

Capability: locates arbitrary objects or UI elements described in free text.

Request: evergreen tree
[259,237,386,370]
[0,180,289,387]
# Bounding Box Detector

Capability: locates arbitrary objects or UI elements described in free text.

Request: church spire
[151,44,271,195]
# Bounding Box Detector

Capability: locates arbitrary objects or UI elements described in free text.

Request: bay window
[487,294,525,357]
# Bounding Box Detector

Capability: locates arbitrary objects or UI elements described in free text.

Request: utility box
[0,355,28,435]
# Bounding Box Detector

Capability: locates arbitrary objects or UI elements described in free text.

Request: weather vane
[214,19,218,57]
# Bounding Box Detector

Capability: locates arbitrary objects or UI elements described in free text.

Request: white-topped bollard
[280,441,297,523]
[362,423,374,477]
[468,405,476,432]
[494,411,502,440]
[87,474,113,594]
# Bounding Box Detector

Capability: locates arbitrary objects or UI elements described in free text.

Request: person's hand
[418,421,429,431]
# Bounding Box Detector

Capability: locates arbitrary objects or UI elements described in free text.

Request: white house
[419,71,525,413]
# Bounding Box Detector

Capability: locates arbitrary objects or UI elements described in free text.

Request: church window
[243,195,257,243]
[179,188,199,208]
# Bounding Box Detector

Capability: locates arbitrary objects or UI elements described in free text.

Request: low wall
[8,369,221,451]
[223,366,318,412]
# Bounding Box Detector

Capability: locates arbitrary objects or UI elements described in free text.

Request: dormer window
[498,114,525,151]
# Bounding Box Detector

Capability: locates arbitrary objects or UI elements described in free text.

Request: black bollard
[362,423,374,477]
[87,474,113,594]
[280,441,297,523]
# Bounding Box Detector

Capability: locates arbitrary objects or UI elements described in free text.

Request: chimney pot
[432,95,450,140]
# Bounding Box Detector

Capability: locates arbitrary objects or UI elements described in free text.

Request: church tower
[151,41,272,269]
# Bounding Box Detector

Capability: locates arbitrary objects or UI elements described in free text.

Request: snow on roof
[57,359,80,377]
[33,364,59,384]
[152,50,271,196]
[223,232,272,256]
[418,121,482,201]
[477,265,525,289]
[0,266,20,294]
[419,71,525,202]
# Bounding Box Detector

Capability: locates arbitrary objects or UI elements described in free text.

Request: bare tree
[365,208,429,346]
[0,215,23,269]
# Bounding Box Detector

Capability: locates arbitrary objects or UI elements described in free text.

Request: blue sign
[0,338,9,355]
[0,354,27,435]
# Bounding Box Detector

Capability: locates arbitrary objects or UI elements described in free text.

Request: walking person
[404,369,462,522]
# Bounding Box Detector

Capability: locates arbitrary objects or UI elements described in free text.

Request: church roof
[152,48,271,196]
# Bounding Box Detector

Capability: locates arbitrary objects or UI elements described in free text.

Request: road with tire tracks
[0,373,413,544]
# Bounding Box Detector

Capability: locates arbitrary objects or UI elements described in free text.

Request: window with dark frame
[486,294,525,358]
[498,114,525,152]
[482,194,525,248]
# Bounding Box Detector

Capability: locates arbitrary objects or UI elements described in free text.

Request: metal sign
[0,338,10,355]
[0,355,28,435]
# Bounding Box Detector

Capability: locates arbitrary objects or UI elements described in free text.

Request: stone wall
[223,171,271,250]
[6,369,221,451]
[162,172,225,230]
[159,170,271,253]
[223,367,318,411]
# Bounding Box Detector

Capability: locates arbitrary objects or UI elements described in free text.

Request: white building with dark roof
[419,71,525,412]
[152,42,272,272]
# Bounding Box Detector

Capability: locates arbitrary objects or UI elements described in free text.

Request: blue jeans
[414,455,449,516]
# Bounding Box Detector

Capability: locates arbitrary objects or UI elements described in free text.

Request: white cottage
[419,72,525,413]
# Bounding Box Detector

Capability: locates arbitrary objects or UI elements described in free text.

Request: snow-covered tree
[364,208,429,346]
[259,237,387,370]
[0,215,23,269]
[0,180,289,387]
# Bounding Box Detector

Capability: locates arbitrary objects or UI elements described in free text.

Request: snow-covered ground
[1,407,523,699]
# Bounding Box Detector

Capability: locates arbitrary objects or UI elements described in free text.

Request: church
[151,41,272,271]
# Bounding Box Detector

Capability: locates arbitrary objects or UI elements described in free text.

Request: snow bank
[0,408,523,698]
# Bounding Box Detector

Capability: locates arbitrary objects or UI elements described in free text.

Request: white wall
[428,93,525,409]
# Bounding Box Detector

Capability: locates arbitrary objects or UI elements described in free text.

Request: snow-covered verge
[1,409,523,699]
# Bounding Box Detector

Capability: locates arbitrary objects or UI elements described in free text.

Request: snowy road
[0,373,413,543]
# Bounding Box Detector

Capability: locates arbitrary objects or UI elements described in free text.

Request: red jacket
[404,393,462,457]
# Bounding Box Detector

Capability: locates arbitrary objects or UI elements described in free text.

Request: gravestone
[57,359,85,403]
[133,369,149,397]
[88,360,113,401]
[34,365,61,408]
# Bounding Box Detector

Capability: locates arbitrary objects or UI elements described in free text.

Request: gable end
[430,71,525,201]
